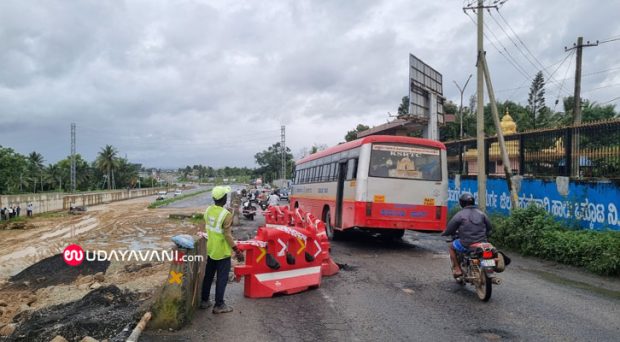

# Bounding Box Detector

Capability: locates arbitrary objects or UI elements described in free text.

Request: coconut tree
[27,151,45,192]
[95,145,119,190]
[46,164,63,191]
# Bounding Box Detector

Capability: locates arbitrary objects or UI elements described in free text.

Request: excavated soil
[8,285,145,342]
[7,254,110,290]
[0,194,204,338]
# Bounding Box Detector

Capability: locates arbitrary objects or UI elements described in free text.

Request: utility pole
[70,123,76,192]
[565,37,598,177]
[481,54,518,209]
[280,125,286,182]
[454,74,473,139]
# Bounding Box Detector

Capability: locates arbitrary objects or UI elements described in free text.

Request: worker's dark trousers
[202,256,231,307]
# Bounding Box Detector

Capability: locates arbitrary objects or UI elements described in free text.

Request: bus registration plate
[424,198,435,206]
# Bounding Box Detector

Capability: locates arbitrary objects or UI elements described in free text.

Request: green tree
[344,124,370,142]
[397,96,409,116]
[27,151,45,193]
[45,164,63,191]
[0,146,28,194]
[526,71,551,129]
[254,142,294,183]
[96,145,119,190]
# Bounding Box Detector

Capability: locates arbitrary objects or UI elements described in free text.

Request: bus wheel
[323,209,335,241]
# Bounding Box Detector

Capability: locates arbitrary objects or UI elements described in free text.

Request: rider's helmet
[458,192,475,208]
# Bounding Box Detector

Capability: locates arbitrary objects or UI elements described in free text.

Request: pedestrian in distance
[8,206,14,219]
[200,185,243,314]
[27,203,33,217]
[16,205,20,217]
[0,207,5,221]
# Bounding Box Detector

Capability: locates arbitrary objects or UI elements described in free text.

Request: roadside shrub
[490,205,620,276]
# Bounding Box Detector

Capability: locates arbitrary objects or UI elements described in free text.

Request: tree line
[0,144,155,195]
[345,71,619,142]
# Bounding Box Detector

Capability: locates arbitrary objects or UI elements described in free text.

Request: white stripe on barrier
[265,224,307,242]
[255,266,322,282]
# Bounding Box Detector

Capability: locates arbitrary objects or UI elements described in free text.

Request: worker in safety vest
[200,185,241,313]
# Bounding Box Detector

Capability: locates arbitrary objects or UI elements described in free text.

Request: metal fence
[445,119,620,179]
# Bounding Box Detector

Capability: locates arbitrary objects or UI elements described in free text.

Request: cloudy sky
[1,0,619,168]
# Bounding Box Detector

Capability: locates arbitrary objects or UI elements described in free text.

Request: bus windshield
[369,143,441,181]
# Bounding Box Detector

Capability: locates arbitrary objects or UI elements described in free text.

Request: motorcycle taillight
[482,250,493,259]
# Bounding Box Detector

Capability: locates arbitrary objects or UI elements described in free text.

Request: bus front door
[335,161,347,228]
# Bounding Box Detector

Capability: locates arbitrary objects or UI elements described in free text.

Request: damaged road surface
[142,225,620,341]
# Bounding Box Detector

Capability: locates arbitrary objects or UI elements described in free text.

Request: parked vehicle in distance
[174,190,183,197]
[156,191,167,200]
[279,188,289,201]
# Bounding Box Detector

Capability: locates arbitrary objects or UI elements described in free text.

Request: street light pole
[454,74,473,139]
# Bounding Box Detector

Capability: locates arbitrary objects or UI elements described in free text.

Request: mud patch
[7,254,110,290]
[469,328,515,341]
[336,263,358,271]
[8,285,144,341]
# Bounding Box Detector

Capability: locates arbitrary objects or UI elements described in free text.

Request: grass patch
[490,205,620,276]
[147,189,211,209]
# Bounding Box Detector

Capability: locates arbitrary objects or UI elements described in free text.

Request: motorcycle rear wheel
[475,271,492,301]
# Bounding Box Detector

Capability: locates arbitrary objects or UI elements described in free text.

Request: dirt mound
[7,254,110,290]
[8,285,144,341]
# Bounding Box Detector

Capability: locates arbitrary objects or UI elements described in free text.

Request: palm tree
[96,145,119,190]
[28,152,45,192]
[46,164,63,191]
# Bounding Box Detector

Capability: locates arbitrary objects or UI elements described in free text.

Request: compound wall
[0,188,166,214]
[448,175,620,231]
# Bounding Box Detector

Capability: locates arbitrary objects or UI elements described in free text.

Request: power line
[496,61,620,94]
[481,14,532,78]
[599,36,620,44]
[464,11,530,80]
[601,96,620,105]
[553,50,575,111]
[488,9,542,76]
[494,9,549,75]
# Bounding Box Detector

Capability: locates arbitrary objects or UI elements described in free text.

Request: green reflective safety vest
[204,205,232,260]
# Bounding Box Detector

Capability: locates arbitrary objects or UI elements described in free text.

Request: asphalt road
[158,186,214,209]
[143,207,620,342]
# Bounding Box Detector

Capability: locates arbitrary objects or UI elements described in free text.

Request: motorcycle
[258,199,269,211]
[242,199,257,220]
[447,238,508,301]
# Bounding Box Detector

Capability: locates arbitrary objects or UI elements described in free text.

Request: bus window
[331,162,338,180]
[316,166,323,182]
[369,143,441,181]
[346,159,358,180]
[326,164,333,181]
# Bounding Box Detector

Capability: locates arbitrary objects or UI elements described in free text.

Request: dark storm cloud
[0,0,618,168]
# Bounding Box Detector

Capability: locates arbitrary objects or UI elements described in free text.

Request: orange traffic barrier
[234,206,339,298]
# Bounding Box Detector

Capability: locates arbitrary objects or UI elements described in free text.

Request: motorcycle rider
[441,192,493,278]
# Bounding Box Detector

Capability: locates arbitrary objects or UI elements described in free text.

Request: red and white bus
[290,135,448,240]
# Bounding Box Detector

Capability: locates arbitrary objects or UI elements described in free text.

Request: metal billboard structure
[408,54,445,140]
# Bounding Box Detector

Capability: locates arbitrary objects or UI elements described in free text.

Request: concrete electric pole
[280,125,286,182]
[565,37,598,177]
[70,123,76,193]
